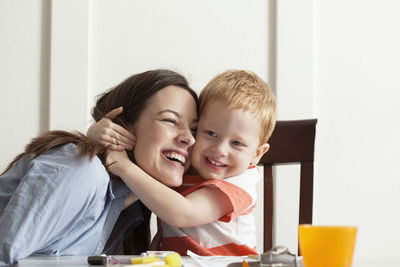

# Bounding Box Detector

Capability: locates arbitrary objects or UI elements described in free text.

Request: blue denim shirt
[0,143,141,266]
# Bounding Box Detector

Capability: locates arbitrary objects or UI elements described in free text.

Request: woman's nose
[177,127,195,147]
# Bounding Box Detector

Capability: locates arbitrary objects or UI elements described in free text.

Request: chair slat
[260,119,316,164]
[299,161,314,225]
[263,164,273,251]
[258,119,317,252]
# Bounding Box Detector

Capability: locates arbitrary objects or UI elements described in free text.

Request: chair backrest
[258,119,317,252]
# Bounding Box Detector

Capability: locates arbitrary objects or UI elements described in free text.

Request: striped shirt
[159,166,261,256]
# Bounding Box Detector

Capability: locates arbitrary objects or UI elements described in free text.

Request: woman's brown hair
[1,69,199,254]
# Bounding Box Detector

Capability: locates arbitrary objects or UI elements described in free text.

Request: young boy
[100,70,276,256]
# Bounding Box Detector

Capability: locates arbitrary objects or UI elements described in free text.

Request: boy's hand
[87,106,135,151]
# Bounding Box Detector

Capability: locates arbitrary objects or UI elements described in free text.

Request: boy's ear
[251,143,270,165]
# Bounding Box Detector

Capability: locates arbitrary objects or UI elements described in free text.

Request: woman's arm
[0,146,111,265]
[107,150,233,228]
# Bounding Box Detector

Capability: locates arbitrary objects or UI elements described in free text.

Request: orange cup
[298,225,357,267]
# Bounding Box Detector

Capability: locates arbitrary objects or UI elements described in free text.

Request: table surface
[18,255,399,267]
[18,255,235,267]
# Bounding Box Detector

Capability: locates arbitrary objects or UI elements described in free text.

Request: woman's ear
[127,124,136,138]
[125,124,137,150]
[250,143,270,165]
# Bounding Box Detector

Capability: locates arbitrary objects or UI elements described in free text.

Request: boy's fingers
[104,106,123,120]
[107,135,133,150]
[112,124,136,143]
[105,142,128,151]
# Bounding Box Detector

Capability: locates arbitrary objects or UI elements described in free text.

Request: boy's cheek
[189,147,202,172]
[185,147,194,170]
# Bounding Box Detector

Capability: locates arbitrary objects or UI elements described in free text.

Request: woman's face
[132,85,198,187]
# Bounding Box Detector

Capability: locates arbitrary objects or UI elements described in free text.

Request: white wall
[273,0,315,253]
[88,0,270,99]
[0,0,49,170]
[1,0,399,261]
[314,0,400,260]
[89,0,270,253]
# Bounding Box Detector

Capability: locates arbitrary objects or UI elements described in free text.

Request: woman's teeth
[164,152,185,165]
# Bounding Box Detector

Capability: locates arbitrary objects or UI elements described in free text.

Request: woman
[0,69,198,266]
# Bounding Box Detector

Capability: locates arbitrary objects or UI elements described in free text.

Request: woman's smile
[132,85,198,187]
[162,150,187,166]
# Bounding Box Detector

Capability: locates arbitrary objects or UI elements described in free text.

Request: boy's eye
[205,131,217,138]
[232,140,243,146]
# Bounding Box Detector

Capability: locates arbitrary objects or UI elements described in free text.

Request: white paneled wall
[89,0,271,253]
[0,0,44,170]
[314,0,400,260]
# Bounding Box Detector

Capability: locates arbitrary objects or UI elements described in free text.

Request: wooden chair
[259,119,317,252]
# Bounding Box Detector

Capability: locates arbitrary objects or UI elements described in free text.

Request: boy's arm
[107,150,233,228]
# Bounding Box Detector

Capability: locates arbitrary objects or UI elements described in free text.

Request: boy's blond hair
[200,70,277,144]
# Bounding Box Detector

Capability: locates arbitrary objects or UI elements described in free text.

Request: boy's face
[191,100,269,180]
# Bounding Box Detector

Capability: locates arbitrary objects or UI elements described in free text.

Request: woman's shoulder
[39,143,101,165]
[32,143,108,184]
[1,143,111,209]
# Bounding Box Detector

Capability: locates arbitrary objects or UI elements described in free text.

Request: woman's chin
[160,175,183,188]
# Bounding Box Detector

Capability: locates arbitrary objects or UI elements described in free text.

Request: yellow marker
[128,252,181,266]
[163,252,181,267]
[131,256,159,264]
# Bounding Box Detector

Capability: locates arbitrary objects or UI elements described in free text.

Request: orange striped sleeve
[200,180,252,222]
[160,236,258,256]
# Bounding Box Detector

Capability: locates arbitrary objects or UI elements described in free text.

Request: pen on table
[87,255,132,265]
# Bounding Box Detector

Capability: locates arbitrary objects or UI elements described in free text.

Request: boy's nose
[212,141,229,156]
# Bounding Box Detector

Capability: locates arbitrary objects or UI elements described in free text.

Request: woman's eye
[206,131,217,138]
[191,128,197,136]
[163,118,177,125]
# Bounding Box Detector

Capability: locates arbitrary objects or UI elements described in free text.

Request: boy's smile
[191,100,268,180]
